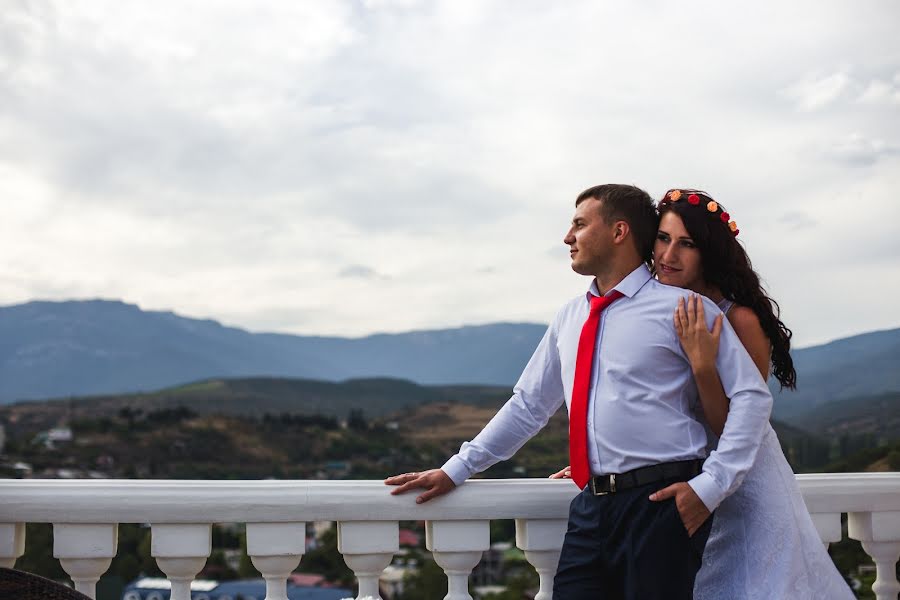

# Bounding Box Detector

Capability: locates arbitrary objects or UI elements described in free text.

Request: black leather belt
[588,459,703,495]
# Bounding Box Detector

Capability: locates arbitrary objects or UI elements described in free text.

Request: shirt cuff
[440,455,474,487]
[687,471,725,512]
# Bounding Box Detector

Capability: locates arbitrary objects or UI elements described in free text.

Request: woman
[551,189,853,599]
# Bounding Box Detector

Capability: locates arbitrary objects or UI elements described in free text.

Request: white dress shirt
[441,264,773,512]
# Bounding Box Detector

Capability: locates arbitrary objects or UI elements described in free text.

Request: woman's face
[654,210,704,291]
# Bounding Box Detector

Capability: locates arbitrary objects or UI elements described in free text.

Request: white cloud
[826,133,900,167]
[783,70,854,111]
[0,0,899,347]
[858,78,900,106]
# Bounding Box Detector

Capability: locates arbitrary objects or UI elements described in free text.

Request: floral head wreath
[659,189,739,236]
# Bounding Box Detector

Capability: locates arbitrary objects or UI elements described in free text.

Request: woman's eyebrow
[658,228,693,241]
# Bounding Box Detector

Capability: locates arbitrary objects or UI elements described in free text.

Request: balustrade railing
[1,474,899,600]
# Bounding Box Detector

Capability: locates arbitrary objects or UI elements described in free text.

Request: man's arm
[386,311,567,502]
[685,296,773,512]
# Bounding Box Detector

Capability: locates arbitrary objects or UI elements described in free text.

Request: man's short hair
[575,184,658,264]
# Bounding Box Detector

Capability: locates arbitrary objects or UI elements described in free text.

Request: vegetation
[1,379,897,599]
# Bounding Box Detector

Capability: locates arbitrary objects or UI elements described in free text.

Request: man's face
[563,197,616,276]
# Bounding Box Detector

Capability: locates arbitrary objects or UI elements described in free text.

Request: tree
[297,525,354,587]
[395,550,450,600]
[347,409,368,431]
[237,531,259,578]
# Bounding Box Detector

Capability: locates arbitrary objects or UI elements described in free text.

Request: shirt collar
[586,263,652,302]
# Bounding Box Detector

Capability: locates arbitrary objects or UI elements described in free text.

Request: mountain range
[1,299,898,426]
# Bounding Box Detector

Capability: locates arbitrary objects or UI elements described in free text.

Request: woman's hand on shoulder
[674,294,723,373]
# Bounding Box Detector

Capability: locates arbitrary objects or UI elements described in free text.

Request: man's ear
[612,220,631,245]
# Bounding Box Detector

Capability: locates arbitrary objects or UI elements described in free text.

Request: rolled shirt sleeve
[441,313,566,486]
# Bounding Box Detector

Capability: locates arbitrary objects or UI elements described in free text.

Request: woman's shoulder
[726,304,759,326]
[726,304,767,345]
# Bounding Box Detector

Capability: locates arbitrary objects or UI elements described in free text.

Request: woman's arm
[726,305,771,380]
[676,296,770,436]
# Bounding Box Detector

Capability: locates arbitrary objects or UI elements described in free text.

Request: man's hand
[649,482,711,536]
[384,469,456,504]
[548,465,572,479]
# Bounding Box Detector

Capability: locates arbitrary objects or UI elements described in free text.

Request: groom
[385,184,773,599]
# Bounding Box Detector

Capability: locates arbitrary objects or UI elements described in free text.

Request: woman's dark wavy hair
[657,189,796,390]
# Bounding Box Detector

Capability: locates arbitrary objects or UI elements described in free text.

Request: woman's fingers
[676,297,688,334]
[694,294,705,330]
[688,294,700,327]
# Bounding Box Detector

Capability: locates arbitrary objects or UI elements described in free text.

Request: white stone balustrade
[248,521,306,600]
[515,518,567,600]
[849,511,900,600]
[0,522,25,568]
[338,521,399,600]
[53,523,118,598]
[426,519,490,600]
[0,474,898,600]
[151,524,211,600]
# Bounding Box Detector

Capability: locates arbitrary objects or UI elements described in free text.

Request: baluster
[426,520,489,600]
[849,511,900,600]
[808,512,842,548]
[337,521,398,600]
[151,524,211,600]
[247,522,306,600]
[54,523,118,599]
[515,519,567,600]
[0,523,25,568]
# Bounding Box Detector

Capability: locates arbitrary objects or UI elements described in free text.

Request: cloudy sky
[1,0,898,347]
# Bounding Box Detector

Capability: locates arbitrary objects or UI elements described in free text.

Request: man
[385,184,773,599]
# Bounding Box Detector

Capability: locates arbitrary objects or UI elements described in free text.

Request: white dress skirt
[694,423,856,599]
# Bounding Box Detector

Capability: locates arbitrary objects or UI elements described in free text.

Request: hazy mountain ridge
[0,299,546,403]
[772,327,900,421]
[1,300,898,429]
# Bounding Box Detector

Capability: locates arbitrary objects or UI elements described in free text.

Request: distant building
[121,577,352,600]
[0,461,32,478]
[33,427,73,449]
[48,427,73,442]
[398,528,420,547]
[322,461,350,477]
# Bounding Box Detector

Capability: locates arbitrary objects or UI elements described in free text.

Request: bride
[552,189,854,599]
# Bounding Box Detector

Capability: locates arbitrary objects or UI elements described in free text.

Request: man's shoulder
[633,278,690,307]
[641,278,685,298]
[640,280,723,312]
[553,293,588,324]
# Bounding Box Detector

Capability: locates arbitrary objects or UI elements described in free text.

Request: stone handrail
[1,474,899,600]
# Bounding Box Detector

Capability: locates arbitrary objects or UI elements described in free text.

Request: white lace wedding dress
[695,301,855,599]
[695,424,855,599]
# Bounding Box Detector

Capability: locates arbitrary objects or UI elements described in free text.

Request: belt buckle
[591,474,615,496]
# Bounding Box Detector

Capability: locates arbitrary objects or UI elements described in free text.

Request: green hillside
[2,376,894,478]
[795,392,900,441]
[0,377,499,438]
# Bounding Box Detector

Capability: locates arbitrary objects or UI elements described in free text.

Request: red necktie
[569,290,624,489]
